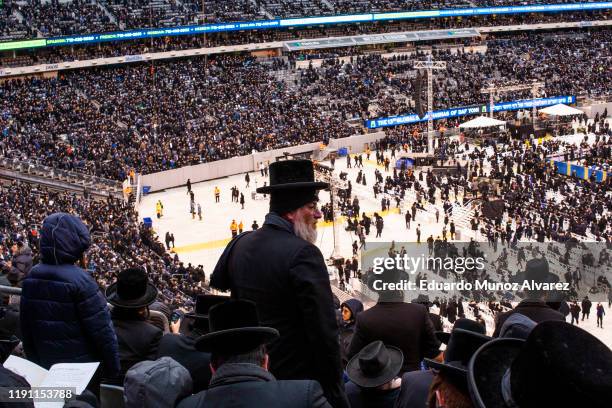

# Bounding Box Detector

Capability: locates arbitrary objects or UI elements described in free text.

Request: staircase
[451,201,477,230]
[95,0,118,24]
[320,0,335,13]
[272,69,300,89]
[253,0,274,19]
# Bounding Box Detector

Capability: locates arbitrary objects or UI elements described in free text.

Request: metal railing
[0,155,122,197]
[0,285,21,295]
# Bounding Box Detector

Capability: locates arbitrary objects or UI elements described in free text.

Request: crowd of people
[0,1,610,406]
[0,180,205,310]
[1,159,610,408]
[299,29,611,120]
[0,54,352,179]
[1,0,608,41]
[0,4,610,66]
[17,0,116,37]
[0,29,610,184]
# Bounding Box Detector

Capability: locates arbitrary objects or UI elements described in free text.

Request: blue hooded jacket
[20,213,120,376]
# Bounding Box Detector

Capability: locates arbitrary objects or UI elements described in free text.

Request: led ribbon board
[285,28,480,50]
[0,3,610,51]
[365,96,576,129]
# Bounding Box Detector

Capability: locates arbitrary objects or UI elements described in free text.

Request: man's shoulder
[360,302,423,320]
[159,333,195,350]
[237,227,316,257]
[176,391,206,408]
[25,263,92,290]
[177,379,324,407]
[116,319,163,337]
[498,302,564,325]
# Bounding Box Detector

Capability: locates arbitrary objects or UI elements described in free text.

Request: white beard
[294,217,317,244]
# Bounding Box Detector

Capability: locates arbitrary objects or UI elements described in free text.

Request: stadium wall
[294,45,487,69]
[140,132,386,192]
[580,101,612,117]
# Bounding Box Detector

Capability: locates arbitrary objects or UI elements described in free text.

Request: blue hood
[39,213,91,265]
[341,298,364,322]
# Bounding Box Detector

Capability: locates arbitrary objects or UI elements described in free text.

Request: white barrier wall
[140,131,386,191]
[295,45,487,69]
[580,102,612,118]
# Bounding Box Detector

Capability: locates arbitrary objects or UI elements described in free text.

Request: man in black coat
[494,259,566,337]
[446,297,458,324]
[395,370,433,408]
[105,268,163,383]
[211,160,348,408]
[157,295,228,392]
[581,296,592,321]
[178,300,331,408]
[347,270,441,374]
[411,295,443,331]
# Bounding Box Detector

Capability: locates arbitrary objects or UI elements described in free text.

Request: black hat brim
[346,346,404,388]
[511,271,559,284]
[256,181,329,194]
[468,338,525,408]
[184,312,213,331]
[195,326,279,353]
[105,282,159,309]
[424,359,469,387]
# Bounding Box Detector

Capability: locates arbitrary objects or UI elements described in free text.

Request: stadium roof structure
[539,103,584,116]
[459,116,506,129]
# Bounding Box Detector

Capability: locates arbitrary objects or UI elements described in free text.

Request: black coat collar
[209,363,276,389]
[263,212,294,234]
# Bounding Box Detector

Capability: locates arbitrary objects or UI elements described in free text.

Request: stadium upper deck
[1,0,610,42]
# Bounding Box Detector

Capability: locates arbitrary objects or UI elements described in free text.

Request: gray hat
[499,313,537,340]
[124,357,193,408]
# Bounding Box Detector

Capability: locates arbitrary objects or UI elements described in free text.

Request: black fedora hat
[346,341,404,388]
[425,328,491,387]
[510,258,559,285]
[468,321,612,408]
[106,268,158,309]
[256,160,329,194]
[195,299,279,354]
[436,318,487,344]
[185,294,229,330]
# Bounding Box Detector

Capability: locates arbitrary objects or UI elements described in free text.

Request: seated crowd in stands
[0,180,205,309]
[0,197,608,407]
[0,3,610,64]
[0,0,607,41]
[0,29,610,183]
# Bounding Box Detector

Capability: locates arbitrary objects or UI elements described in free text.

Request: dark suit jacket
[347,302,440,373]
[346,381,400,408]
[428,313,443,332]
[157,333,212,392]
[394,370,434,408]
[177,363,331,408]
[0,305,21,340]
[493,300,565,337]
[112,318,163,379]
[0,365,33,408]
[210,213,347,408]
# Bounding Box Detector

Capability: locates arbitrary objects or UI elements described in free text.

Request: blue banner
[0,2,609,50]
[45,20,282,47]
[552,161,607,183]
[365,96,576,129]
